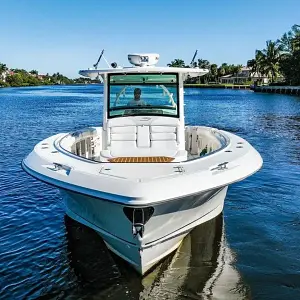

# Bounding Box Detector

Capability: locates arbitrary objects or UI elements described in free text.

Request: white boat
[22,53,263,275]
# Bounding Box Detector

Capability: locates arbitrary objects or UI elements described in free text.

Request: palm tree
[167,59,185,68]
[218,67,226,76]
[277,24,300,53]
[232,64,243,84]
[276,24,300,85]
[197,59,210,69]
[0,63,8,72]
[220,63,230,75]
[217,67,226,83]
[210,64,218,82]
[255,50,266,77]
[247,58,261,84]
[257,40,282,82]
[293,25,300,49]
[197,59,210,83]
[247,59,256,72]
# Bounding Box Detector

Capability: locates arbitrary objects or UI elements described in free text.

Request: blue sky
[1,0,300,78]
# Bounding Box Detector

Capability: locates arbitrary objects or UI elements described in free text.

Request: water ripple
[0,86,300,299]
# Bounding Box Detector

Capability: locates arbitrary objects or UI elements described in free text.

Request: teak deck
[108,156,174,163]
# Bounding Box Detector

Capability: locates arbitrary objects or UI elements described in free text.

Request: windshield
[108,73,179,118]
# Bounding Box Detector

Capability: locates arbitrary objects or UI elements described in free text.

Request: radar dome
[128,53,159,67]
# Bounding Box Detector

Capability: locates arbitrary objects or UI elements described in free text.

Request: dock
[184,84,250,89]
[253,85,300,95]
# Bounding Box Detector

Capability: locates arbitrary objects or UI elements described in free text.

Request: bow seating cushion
[110,133,136,141]
[150,132,176,140]
[100,117,187,161]
[150,126,176,133]
[111,126,136,134]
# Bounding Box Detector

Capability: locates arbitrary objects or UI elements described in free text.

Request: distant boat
[23,53,262,275]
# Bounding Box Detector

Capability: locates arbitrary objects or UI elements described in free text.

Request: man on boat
[127,88,146,106]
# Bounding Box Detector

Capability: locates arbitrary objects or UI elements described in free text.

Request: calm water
[0,85,299,300]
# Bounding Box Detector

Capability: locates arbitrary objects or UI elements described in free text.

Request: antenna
[190,50,198,67]
[93,49,111,69]
[93,49,104,69]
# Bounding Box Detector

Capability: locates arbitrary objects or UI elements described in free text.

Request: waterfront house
[0,70,14,82]
[0,71,5,81]
[37,74,47,80]
[219,67,269,85]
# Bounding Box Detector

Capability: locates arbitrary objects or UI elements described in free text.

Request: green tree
[277,24,300,53]
[232,64,243,84]
[218,66,226,77]
[197,59,210,69]
[0,63,8,73]
[262,40,282,82]
[11,68,28,74]
[249,43,283,84]
[167,59,186,68]
[255,50,267,79]
[197,59,210,83]
[210,64,218,82]
[247,59,257,74]
[277,24,300,85]
[29,70,38,75]
[6,73,24,86]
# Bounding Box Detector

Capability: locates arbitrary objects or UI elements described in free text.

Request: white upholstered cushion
[150,133,176,141]
[111,133,136,141]
[110,141,137,157]
[150,126,176,133]
[111,126,136,134]
[151,140,178,156]
[137,126,150,148]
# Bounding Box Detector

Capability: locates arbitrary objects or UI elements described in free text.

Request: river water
[0,85,299,299]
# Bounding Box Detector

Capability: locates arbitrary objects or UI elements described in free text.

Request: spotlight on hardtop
[111,62,118,68]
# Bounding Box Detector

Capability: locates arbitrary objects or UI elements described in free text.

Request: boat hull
[60,186,228,275]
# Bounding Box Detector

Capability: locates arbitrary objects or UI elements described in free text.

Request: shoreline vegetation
[1,24,299,89]
[0,68,96,88]
[169,24,300,86]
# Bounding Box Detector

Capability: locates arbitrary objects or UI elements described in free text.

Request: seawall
[184,84,250,89]
[253,86,300,95]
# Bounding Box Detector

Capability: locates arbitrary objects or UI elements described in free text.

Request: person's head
[134,88,141,100]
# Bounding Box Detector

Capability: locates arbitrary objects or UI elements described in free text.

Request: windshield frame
[107,72,180,119]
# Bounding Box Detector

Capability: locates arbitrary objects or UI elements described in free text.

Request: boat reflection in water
[64,213,250,299]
